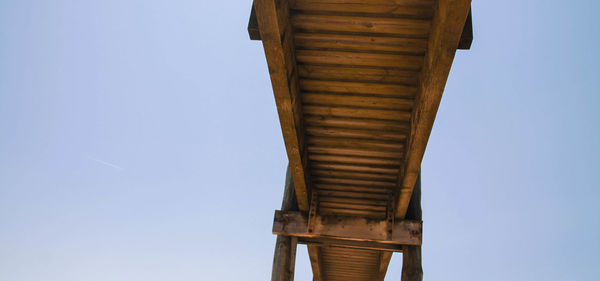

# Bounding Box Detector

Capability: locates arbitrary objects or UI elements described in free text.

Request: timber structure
[248,1,472,280]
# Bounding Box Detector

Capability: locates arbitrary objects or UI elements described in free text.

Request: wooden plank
[300,237,402,252]
[300,80,417,97]
[292,14,431,37]
[271,165,299,281]
[303,92,414,111]
[273,211,422,245]
[305,125,407,141]
[291,0,435,19]
[304,105,411,121]
[308,145,404,159]
[402,174,422,281]
[296,49,423,69]
[305,115,410,132]
[255,0,310,211]
[314,183,392,194]
[311,162,399,175]
[248,2,261,40]
[313,177,396,189]
[312,169,397,181]
[295,33,428,54]
[317,189,390,200]
[297,64,420,85]
[395,0,471,218]
[308,136,404,152]
[308,153,402,166]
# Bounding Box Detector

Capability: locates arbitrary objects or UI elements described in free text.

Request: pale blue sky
[0,1,599,280]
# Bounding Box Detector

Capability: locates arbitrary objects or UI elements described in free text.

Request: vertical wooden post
[401,173,422,281]
[271,165,298,281]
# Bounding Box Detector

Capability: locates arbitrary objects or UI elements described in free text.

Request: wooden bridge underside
[249,1,472,280]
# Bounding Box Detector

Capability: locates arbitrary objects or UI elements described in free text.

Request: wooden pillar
[271,165,298,281]
[401,173,422,281]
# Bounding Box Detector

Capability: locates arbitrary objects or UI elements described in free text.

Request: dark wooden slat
[396,0,471,218]
[308,136,404,152]
[298,64,420,85]
[291,0,436,19]
[312,169,397,181]
[313,177,397,188]
[308,145,404,159]
[314,183,392,194]
[296,49,423,69]
[319,207,386,217]
[295,32,427,54]
[255,0,310,211]
[309,153,402,166]
[304,105,411,121]
[317,189,390,200]
[305,115,410,132]
[319,197,387,208]
[311,162,399,175]
[292,14,431,37]
[305,125,407,141]
[300,80,417,97]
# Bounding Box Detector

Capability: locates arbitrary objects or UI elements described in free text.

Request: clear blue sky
[1,1,598,280]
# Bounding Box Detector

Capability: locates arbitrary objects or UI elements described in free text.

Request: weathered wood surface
[396,0,471,218]
[255,0,310,211]
[402,174,422,281]
[273,211,422,245]
[271,166,299,281]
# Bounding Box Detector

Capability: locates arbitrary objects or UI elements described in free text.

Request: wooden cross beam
[273,211,422,246]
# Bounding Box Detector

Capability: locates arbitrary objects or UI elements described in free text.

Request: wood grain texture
[298,64,420,85]
[292,14,431,37]
[295,32,428,54]
[255,0,310,211]
[395,0,471,219]
[291,0,435,19]
[296,49,423,69]
[273,211,422,245]
[300,80,417,97]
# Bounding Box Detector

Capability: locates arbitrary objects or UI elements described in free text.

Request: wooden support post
[401,174,422,281]
[271,165,298,281]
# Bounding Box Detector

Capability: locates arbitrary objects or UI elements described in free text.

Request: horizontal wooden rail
[273,211,422,246]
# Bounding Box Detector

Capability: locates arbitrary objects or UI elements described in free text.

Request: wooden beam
[458,8,473,49]
[271,165,299,281]
[307,245,322,281]
[298,237,403,252]
[273,211,422,245]
[395,0,471,218]
[248,2,261,40]
[255,0,310,211]
[402,174,422,281]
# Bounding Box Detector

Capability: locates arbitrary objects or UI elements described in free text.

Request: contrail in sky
[88,156,124,170]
